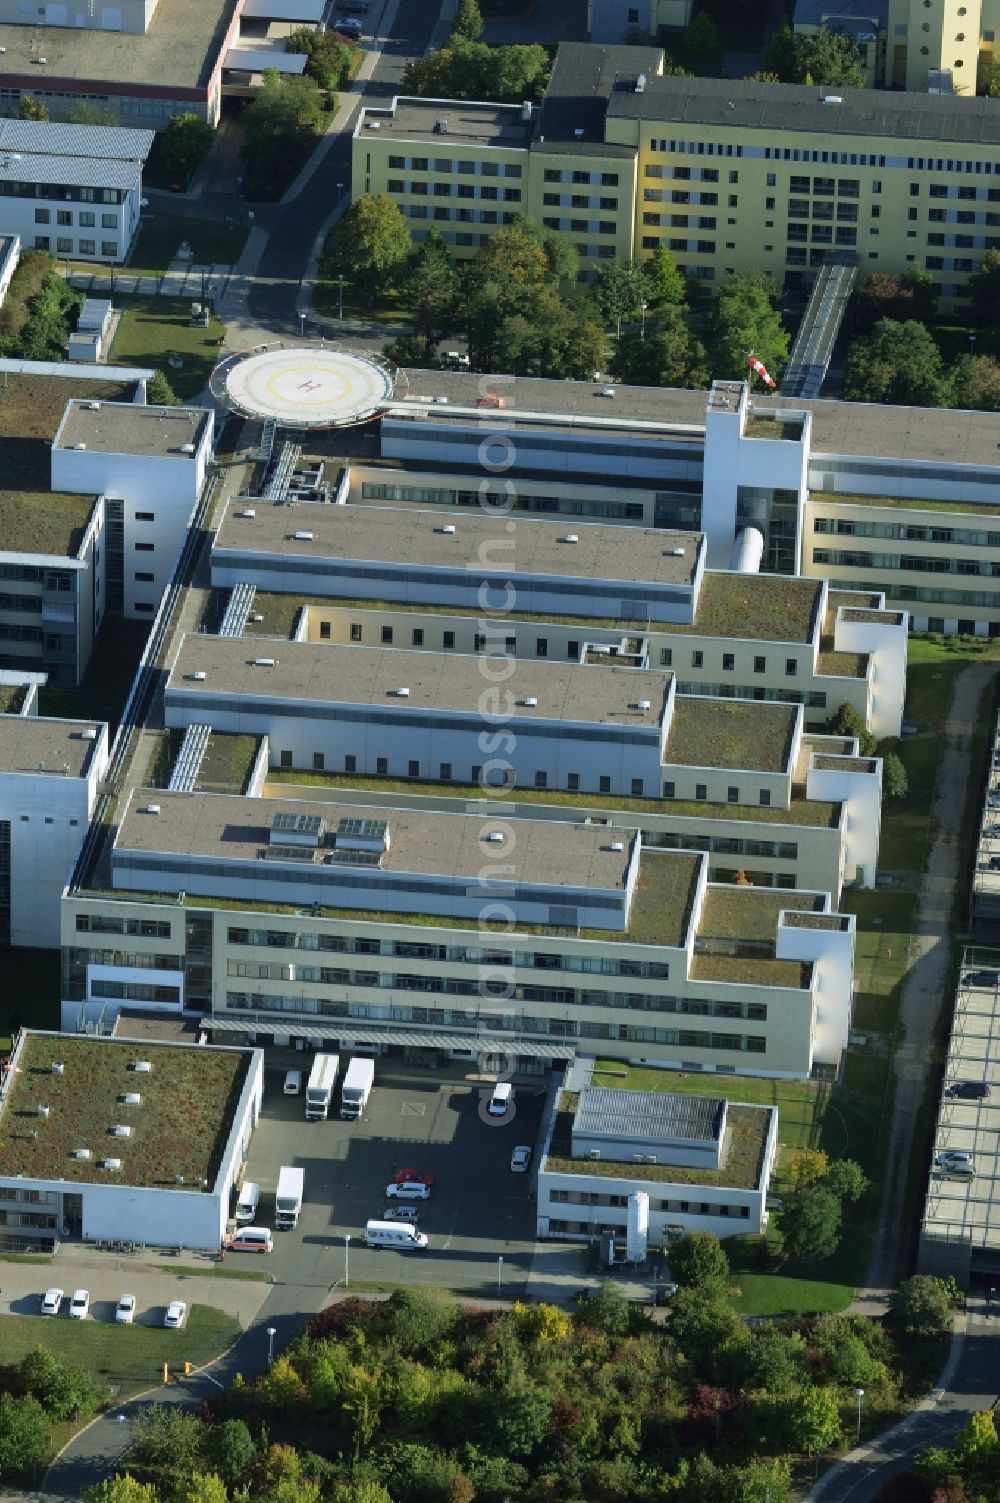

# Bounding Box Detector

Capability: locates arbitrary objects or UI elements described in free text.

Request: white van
[385,1180,430,1200]
[365,1219,429,1249]
[235,1181,260,1224]
[283,1069,303,1096]
[229,1226,274,1253]
[488,1082,514,1116]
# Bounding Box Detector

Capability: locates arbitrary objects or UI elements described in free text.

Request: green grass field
[109,295,225,401]
[127,216,249,277]
[0,1305,238,1395]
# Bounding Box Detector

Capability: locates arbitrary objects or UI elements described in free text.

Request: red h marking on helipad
[298,379,321,392]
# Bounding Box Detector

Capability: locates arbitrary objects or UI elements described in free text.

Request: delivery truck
[340,1056,375,1119]
[305,1053,339,1120]
[275,1165,304,1229]
[364,1218,428,1249]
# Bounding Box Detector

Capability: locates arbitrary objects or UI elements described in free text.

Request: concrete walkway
[866,662,999,1292]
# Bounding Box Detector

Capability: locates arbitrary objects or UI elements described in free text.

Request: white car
[385,1181,430,1200]
[40,1287,63,1316]
[69,1289,90,1320]
[936,1149,975,1167]
[164,1300,187,1329]
[510,1145,532,1173]
[115,1294,136,1325]
[383,1206,420,1222]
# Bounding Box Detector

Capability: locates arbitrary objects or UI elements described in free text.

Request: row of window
[359,481,646,520]
[814,548,1000,577]
[386,155,522,177]
[814,516,1000,546]
[223,993,768,1050]
[660,645,802,676]
[548,1190,750,1215]
[676,679,828,708]
[75,914,173,936]
[0,181,121,202]
[662,779,774,806]
[35,236,118,257]
[278,750,649,796]
[831,577,1000,610]
[387,179,521,201]
[34,208,118,228]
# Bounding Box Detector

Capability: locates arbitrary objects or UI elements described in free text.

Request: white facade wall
[806,755,882,888]
[701,384,811,569]
[833,608,908,739]
[0,236,19,306]
[12,185,142,263]
[776,911,856,1069]
[1,723,108,948]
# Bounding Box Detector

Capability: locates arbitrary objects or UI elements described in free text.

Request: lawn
[0,1304,239,1395]
[127,215,250,278]
[40,615,150,733]
[109,295,225,401]
[842,890,916,1035]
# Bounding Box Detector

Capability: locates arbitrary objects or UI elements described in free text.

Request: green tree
[379,1287,459,1355]
[610,305,707,388]
[382,332,436,367]
[595,260,647,334]
[0,1393,50,1480]
[488,1379,552,1457]
[18,96,48,120]
[676,11,723,74]
[825,700,877,756]
[287,29,354,92]
[16,1345,101,1420]
[331,1484,393,1503]
[668,1288,746,1377]
[890,1275,956,1334]
[763,20,797,80]
[781,1386,842,1452]
[341,1366,384,1461]
[669,1231,730,1293]
[451,0,483,41]
[130,1406,206,1486]
[954,353,1000,411]
[705,269,788,382]
[643,245,686,306]
[881,751,909,801]
[988,58,1000,95]
[68,102,119,124]
[160,113,214,186]
[243,72,325,199]
[335,193,412,305]
[740,1327,809,1393]
[855,267,938,331]
[825,1159,869,1203]
[793,28,866,87]
[201,1420,257,1487]
[954,1408,998,1466]
[966,248,1000,329]
[844,319,951,407]
[573,1279,632,1336]
[173,1474,229,1503]
[777,1184,844,1261]
[83,1477,161,1503]
[401,38,549,103]
[403,227,458,339]
[147,369,181,406]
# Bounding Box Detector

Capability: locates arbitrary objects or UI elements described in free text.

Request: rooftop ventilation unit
[37,1104,49,1118]
[367,119,380,129]
[574,126,584,138]
[144,804,160,815]
[132,1061,152,1074]
[292,531,314,541]
[601,387,615,398]
[113,1124,131,1138]
[521,100,532,119]
[561,534,579,544]
[175,1173,185,1184]
[121,1092,141,1106]
[485,831,504,843]
[86,401,100,411]
[188,670,207,681]
[103,1158,121,1170]
[669,547,686,556]
[435,117,449,133]
[253,658,276,667]
[438,523,456,534]
[237,508,256,518]
[51,1062,64,1075]
[636,72,646,92]
[608,841,625,852]
[250,612,264,622]
[73,1147,91,1160]
[393,686,411,697]
[73,442,86,450]
[521,696,537,707]
[822,94,843,103]
[180,442,196,454]
[637,698,651,711]
[81,727,98,741]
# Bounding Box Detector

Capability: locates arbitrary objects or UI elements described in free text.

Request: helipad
[211,345,395,429]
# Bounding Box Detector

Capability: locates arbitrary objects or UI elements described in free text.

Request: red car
[394,1168,435,1186]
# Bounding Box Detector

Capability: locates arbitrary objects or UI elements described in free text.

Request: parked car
[164,1300,187,1329]
[386,1181,430,1200]
[946,1081,990,1100]
[936,1149,975,1167]
[336,0,367,11]
[394,1168,435,1185]
[510,1145,532,1173]
[40,1287,63,1316]
[383,1206,420,1222]
[283,1069,303,1095]
[488,1083,514,1117]
[115,1294,136,1324]
[964,969,1000,987]
[69,1289,90,1320]
[334,19,363,35]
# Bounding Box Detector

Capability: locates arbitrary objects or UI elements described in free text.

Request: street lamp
[345,1232,351,1288]
[266,1327,276,1366]
[336,180,345,207]
[640,300,648,340]
[854,1387,864,1444]
[338,272,345,321]
[497,1254,503,1298]
[298,311,306,340]
[970,333,977,358]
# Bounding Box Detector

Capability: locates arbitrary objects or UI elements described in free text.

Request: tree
[403,227,458,339]
[763,20,797,80]
[130,1406,206,1486]
[201,1420,257,1487]
[954,1408,998,1467]
[705,270,789,383]
[643,245,686,307]
[953,353,1000,411]
[669,1231,730,1293]
[610,304,707,388]
[379,1286,459,1355]
[668,1288,746,1376]
[335,193,412,305]
[844,319,951,408]
[675,11,723,74]
[0,1393,50,1480]
[881,752,909,802]
[173,1475,229,1503]
[855,268,937,332]
[595,260,647,335]
[572,1279,631,1336]
[777,1184,843,1261]
[401,38,549,103]
[18,96,48,120]
[824,1159,869,1203]
[740,1327,809,1393]
[147,369,181,407]
[793,28,866,87]
[287,29,354,93]
[966,248,1000,330]
[341,1366,384,1461]
[68,102,119,125]
[83,1478,161,1503]
[780,1385,842,1452]
[243,72,325,199]
[825,700,877,757]
[16,1345,101,1420]
[989,58,1000,96]
[451,0,483,41]
[890,1275,956,1334]
[160,113,214,186]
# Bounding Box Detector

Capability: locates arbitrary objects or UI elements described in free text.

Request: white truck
[340,1056,375,1119]
[275,1165,304,1229]
[305,1053,339,1120]
[365,1218,428,1250]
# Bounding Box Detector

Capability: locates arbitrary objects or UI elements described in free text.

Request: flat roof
[114,789,638,894]
[214,501,703,590]
[0,119,153,159]
[0,714,103,777]
[628,849,701,947]
[169,635,671,729]
[0,0,237,93]
[0,1031,250,1190]
[390,369,710,430]
[538,41,664,148]
[55,401,208,458]
[667,571,822,645]
[786,396,1000,470]
[573,1085,724,1145]
[662,696,799,774]
[359,96,534,148]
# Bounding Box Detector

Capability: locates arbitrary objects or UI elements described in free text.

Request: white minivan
[488,1082,514,1116]
[235,1181,260,1224]
[385,1180,430,1200]
[283,1069,303,1095]
[365,1218,429,1249]
[229,1226,274,1253]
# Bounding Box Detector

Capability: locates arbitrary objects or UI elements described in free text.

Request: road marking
[401,1102,425,1117]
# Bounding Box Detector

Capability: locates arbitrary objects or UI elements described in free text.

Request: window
[440,762,452,780]
[57,210,72,226]
[78,240,95,255]
[34,208,49,223]
[696,783,707,801]
[766,172,776,186]
[411,627,424,646]
[34,236,49,250]
[722,652,735,671]
[136,510,154,521]
[535,770,547,789]
[691,650,703,668]
[408,760,420,778]
[785,658,797,676]
[536,637,548,657]
[567,640,579,660]
[312,753,324,771]
[101,242,117,257]
[350,623,362,641]
[727,785,738,802]
[759,789,771,806]
[631,778,644,796]
[381,625,393,644]
[754,655,766,673]
[134,542,154,552]
[319,621,331,639]
[280,750,292,768]
[660,647,673,667]
[56,238,72,254]
[599,775,611,794]
[663,780,675,799]
[568,773,579,791]
[376,757,388,775]
[443,631,455,649]
[134,570,153,582]
[345,755,356,773]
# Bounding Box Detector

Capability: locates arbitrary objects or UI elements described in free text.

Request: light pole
[266,1326,276,1366]
[970,333,977,358]
[336,180,344,207]
[497,1254,503,1298]
[855,1387,864,1444]
[338,272,345,321]
[345,1232,351,1288]
[298,311,306,340]
[640,300,647,340]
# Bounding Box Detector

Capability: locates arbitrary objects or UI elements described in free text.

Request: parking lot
[240,1068,545,1298]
